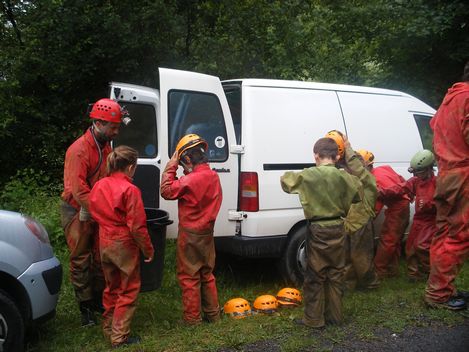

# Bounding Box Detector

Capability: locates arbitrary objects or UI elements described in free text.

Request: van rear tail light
[239,172,259,212]
[24,216,50,244]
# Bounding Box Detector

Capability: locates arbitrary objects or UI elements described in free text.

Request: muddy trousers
[177,229,220,324]
[303,222,346,328]
[344,219,379,290]
[374,201,410,278]
[61,202,104,303]
[100,238,141,346]
[425,168,469,303]
[405,215,435,280]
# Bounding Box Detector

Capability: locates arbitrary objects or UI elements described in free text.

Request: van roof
[222,78,411,97]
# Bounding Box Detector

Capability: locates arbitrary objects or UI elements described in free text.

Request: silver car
[0,210,62,352]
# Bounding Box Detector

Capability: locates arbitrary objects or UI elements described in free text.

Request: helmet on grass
[356,149,375,167]
[223,298,251,319]
[175,134,208,159]
[89,98,129,124]
[252,295,278,314]
[325,130,345,157]
[276,288,302,307]
[408,149,435,173]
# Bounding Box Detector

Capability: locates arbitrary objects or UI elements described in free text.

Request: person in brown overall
[281,137,361,329]
[343,141,380,291]
[160,134,223,325]
[61,98,127,326]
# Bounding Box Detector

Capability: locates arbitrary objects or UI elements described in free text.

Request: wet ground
[218,316,469,352]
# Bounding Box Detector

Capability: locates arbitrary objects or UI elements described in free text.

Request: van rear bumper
[215,235,287,258]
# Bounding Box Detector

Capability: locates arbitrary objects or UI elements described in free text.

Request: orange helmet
[175,134,208,159]
[223,298,251,319]
[325,130,345,157]
[89,98,128,124]
[356,149,375,167]
[276,288,302,307]
[252,295,278,314]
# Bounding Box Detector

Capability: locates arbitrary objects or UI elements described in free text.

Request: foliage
[0,168,65,251]
[1,0,469,184]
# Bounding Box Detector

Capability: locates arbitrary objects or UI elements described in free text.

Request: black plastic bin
[140,208,173,292]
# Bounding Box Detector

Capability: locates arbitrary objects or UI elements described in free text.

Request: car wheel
[0,290,24,352]
[279,224,308,286]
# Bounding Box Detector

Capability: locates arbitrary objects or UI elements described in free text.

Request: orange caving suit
[425,82,469,304]
[381,174,437,279]
[372,165,410,278]
[89,172,154,345]
[161,160,223,324]
[61,128,109,303]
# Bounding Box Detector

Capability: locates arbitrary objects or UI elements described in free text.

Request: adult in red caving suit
[61,98,126,326]
[424,61,469,310]
[161,134,223,325]
[371,164,410,278]
[89,146,154,348]
[380,150,437,281]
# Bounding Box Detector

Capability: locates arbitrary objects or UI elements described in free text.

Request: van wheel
[0,290,24,352]
[279,225,308,286]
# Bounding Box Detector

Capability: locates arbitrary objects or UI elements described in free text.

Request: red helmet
[89,98,124,124]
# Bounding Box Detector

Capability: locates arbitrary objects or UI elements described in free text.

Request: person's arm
[280,171,302,194]
[126,187,154,262]
[462,95,469,145]
[68,148,92,210]
[160,151,187,200]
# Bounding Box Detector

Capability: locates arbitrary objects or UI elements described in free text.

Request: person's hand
[417,199,425,209]
[144,255,154,263]
[166,151,179,170]
[342,134,351,149]
[79,207,91,221]
[170,150,179,163]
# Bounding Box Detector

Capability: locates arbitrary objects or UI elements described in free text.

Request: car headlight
[24,216,50,244]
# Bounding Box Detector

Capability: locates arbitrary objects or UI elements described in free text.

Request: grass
[26,239,468,352]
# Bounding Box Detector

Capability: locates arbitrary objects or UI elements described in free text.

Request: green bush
[0,168,66,253]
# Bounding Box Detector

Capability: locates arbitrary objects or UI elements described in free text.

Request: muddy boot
[80,301,97,327]
[112,336,141,348]
[425,297,466,311]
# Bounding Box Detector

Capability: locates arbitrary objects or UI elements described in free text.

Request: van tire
[0,289,24,352]
[279,225,308,286]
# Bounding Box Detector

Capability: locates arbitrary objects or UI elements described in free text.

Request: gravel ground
[218,317,469,352]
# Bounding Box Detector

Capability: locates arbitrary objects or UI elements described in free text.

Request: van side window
[223,83,242,144]
[113,103,157,158]
[168,90,228,162]
[413,114,434,151]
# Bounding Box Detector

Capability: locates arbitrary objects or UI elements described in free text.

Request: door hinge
[228,210,246,221]
[230,145,245,154]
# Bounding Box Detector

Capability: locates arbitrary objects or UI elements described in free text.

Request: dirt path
[218,318,469,352]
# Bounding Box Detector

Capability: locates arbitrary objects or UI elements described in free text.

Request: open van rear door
[159,68,239,237]
[110,82,161,209]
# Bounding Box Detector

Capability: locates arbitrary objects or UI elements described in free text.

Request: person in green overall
[281,137,361,329]
[342,137,380,291]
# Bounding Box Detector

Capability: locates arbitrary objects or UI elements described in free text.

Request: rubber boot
[112,336,141,348]
[80,301,97,327]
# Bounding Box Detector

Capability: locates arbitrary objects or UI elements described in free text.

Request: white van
[110,68,435,284]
